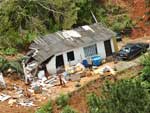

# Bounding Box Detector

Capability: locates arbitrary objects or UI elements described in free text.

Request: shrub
[56,94,69,108]
[36,101,53,113]
[61,106,77,113]
[0,57,23,75]
[141,53,150,66]
[1,48,17,56]
[0,57,7,69]
[87,80,150,113]
[141,53,150,82]
[87,93,102,113]
[111,15,134,33]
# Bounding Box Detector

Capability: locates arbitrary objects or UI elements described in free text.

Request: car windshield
[122,47,130,53]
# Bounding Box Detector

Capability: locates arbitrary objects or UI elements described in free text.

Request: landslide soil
[115,0,150,38]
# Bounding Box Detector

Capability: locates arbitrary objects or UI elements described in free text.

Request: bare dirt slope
[115,0,150,38]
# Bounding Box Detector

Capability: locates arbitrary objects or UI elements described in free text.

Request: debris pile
[0,53,117,108]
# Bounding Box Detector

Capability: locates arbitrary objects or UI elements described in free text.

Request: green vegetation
[76,1,134,33]
[0,0,78,50]
[36,101,53,113]
[1,48,17,56]
[111,15,134,33]
[0,0,134,52]
[87,80,150,113]
[140,53,150,90]
[86,53,150,113]
[62,106,77,113]
[141,53,150,82]
[56,94,70,108]
[76,0,106,25]
[0,57,23,75]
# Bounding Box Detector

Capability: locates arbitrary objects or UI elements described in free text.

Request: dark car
[116,33,122,42]
[117,43,149,60]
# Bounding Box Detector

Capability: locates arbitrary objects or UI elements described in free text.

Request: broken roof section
[29,23,115,64]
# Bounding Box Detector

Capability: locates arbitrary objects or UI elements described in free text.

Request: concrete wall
[47,39,115,74]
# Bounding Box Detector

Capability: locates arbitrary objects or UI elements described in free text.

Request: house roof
[28,23,115,64]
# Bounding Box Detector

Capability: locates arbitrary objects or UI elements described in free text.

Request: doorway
[104,40,112,57]
[56,54,64,68]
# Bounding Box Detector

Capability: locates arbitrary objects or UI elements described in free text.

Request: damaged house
[24,23,118,76]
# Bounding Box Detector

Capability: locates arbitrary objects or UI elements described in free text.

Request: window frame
[67,51,75,61]
[83,44,98,57]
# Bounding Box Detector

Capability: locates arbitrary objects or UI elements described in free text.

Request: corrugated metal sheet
[28,23,115,64]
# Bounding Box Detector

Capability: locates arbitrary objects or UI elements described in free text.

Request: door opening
[56,54,64,68]
[104,40,112,57]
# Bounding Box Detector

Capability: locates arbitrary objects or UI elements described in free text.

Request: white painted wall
[47,39,114,74]
[96,41,106,58]
[46,47,85,74]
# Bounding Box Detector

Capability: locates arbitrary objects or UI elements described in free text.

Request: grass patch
[36,101,53,113]
[56,94,70,108]
[61,106,77,113]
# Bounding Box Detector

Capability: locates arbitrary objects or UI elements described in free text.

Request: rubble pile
[0,56,116,108]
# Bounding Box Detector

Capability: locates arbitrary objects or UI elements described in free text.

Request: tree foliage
[0,0,134,51]
[87,80,150,113]
[76,1,134,33]
[0,0,78,50]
